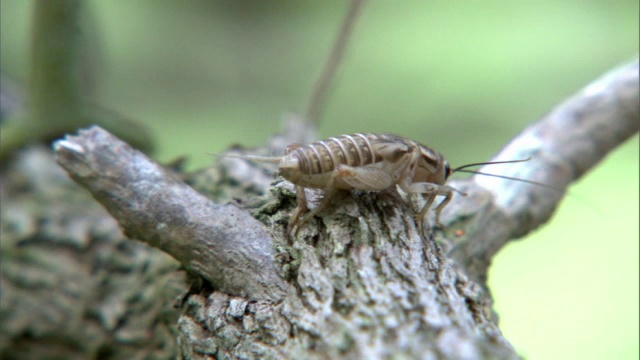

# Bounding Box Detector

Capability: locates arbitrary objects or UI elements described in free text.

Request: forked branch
[54,127,287,301]
[53,61,637,307]
[448,60,639,279]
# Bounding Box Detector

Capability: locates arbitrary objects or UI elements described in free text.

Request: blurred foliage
[1,1,637,359]
[0,0,154,160]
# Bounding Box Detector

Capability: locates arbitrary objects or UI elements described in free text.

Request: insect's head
[444,161,452,180]
[414,144,449,185]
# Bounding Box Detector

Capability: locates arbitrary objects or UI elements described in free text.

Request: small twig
[304,0,367,124]
[54,126,287,301]
[450,60,639,279]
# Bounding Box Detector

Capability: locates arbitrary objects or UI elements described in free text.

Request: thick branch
[449,60,639,279]
[53,126,287,301]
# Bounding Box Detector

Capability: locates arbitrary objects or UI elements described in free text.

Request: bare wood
[446,60,639,281]
[53,126,287,301]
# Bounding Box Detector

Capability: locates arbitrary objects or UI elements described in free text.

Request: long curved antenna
[451,158,531,173]
[454,169,565,192]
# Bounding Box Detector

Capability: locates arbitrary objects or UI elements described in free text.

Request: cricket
[223,133,537,235]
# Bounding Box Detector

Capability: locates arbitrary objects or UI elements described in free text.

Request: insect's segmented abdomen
[292,133,385,174]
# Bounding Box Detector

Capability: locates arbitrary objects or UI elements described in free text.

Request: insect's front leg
[400,180,466,231]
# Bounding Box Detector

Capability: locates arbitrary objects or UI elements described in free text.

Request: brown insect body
[222,133,538,235]
[268,133,462,234]
[280,133,445,187]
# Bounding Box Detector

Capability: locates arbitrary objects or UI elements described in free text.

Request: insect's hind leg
[290,164,395,236]
[288,164,343,236]
[291,186,336,236]
[335,164,394,191]
[287,184,309,236]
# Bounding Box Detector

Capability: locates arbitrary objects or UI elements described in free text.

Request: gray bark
[53,128,287,301]
[1,61,637,359]
[0,146,186,359]
[447,60,640,283]
[53,126,517,359]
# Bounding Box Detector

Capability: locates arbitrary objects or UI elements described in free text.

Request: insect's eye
[444,162,451,179]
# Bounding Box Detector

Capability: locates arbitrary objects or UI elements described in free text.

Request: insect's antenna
[454,169,564,192]
[452,157,564,192]
[451,158,531,173]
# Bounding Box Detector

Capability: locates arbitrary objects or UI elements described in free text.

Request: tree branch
[52,126,520,359]
[446,60,639,281]
[53,126,287,301]
[49,61,637,359]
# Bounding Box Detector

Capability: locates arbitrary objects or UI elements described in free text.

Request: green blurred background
[2,1,638,358]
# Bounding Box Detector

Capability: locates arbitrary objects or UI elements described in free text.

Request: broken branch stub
[54,126,287,301]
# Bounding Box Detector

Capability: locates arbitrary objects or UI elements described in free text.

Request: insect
[225,133,531,236]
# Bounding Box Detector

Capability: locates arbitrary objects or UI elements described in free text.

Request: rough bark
[52,125,519,359]
[1,62,637,359]
[445,60,639,283]
[0,147,186,359]
[173,62,638,360]
[53,128,287,301]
